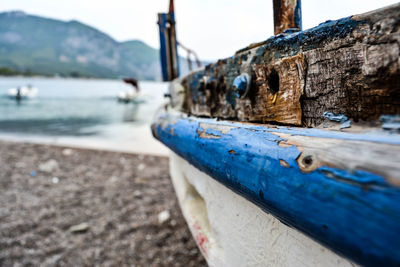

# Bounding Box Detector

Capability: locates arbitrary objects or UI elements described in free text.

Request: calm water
[0,77,167,136]
[0,77,169,155]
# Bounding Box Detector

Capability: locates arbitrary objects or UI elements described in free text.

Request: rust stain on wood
[273,0,302,35]
[253,53,305,125]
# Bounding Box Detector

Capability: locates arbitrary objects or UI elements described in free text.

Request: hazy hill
[0,11,200,80]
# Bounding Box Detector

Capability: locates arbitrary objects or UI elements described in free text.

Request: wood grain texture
[273,0,302,35]
[173,4,400,127]
[252,53,305,125]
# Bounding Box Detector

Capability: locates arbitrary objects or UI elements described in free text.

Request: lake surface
[0,77,169,155]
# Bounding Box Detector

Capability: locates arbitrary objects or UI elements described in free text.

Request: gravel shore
[0,141,206,266]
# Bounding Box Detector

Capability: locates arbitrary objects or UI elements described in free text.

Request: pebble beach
[0,141,206,266]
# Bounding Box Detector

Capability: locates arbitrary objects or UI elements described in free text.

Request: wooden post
[273,0,302,35]
[157,0,180,81]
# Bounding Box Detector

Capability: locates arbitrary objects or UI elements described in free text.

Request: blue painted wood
[157,1,180,81]
[157,13,169,82]
[152,114,400,266]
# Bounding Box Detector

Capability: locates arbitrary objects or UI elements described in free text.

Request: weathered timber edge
[152,113,400,266]
[171,4,400,127]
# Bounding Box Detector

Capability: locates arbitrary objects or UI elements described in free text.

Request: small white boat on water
[118,77,141,103]
[8,85,38,100]
[117,89,141,103]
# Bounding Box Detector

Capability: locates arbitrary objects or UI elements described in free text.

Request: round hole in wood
[303,155,313,166]
[268,68,279,93]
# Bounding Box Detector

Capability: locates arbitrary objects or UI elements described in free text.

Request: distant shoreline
[0,67,95,79]
[0,74,162,82]
[0,74,115,80]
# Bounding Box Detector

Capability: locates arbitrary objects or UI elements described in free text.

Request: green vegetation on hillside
[0,66,45,76]
[0,11,161,80]
[0,11,205,80]
[0,67,20,76]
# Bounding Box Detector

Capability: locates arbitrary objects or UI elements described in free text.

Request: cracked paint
[152,114,400,266]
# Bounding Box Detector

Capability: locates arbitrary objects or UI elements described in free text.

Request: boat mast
[158,0,180,81]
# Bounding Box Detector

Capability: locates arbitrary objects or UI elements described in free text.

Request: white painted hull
[169,151,357,267]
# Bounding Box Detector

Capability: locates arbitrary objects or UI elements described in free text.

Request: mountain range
[0,11,198,80]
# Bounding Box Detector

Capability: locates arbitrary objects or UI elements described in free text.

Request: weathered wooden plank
[252,53,306,124]
[173,4,400,127]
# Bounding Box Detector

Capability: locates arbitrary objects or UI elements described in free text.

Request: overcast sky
[1,0,399,61]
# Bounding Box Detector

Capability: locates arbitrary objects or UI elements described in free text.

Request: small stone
[137,163,146,171]
[39,159,59,173]
[52,177,59,184]
[133,190,142,197]
[62,148,73,156]
[69,223,90,233]
[134,177,148,184]
[16,162,26,168]
[158,210,171,224]
[109,176,118,183]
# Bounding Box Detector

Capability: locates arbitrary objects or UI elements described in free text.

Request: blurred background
[0,0,398,265]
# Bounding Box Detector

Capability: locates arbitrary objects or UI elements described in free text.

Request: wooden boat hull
[169,151,356,266]
[152,114,400,266]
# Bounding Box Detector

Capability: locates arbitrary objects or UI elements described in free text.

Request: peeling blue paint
[204,128,222,137]
[175,116,400,145]
[251,15,363,63]
[322,112,352,129]
[282,28,301,34]
[323,111,349,122]
[340,120,351,129]
[294,0,302,31]
[225,89,237,109]
[152,115,400,266]
[319,167,387,186]
[380,115,400,131]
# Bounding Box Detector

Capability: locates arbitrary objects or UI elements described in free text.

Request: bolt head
[233,74,248,96]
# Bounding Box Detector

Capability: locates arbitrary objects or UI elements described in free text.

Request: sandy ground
[0,141,206,266]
